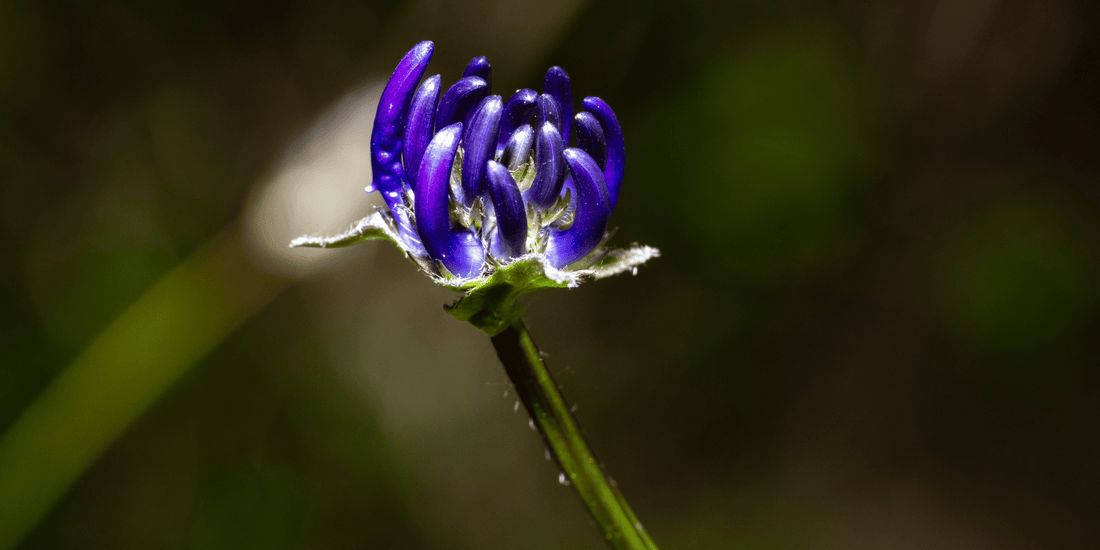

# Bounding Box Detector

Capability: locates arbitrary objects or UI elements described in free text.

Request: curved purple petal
[524,122,566,209]
[370,40,434,254]
[573,111,607,169]
[435,76,489,130]
[500,123,534,170]
[534,94,562,137]
[581,97,624,211]
[496,88,538,154]
[486,160,527,260]
[545,148,611,268]
[462,56,491,89]
[403,74,441,191]
[414,123,486,278]
[459,95,503,204]
[544,66,573,144]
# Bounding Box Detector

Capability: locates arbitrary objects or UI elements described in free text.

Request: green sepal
[443,245,660,335]
[291,212,660,336]
[288,212,398,249]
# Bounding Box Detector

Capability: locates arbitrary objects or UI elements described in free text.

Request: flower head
[292,41,656,333]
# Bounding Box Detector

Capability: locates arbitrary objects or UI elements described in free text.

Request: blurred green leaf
[0,231,287,550]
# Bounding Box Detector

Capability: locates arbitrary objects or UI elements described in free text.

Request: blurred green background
[2,0,1099,548]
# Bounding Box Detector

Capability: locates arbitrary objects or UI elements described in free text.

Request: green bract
[290,210,658,335]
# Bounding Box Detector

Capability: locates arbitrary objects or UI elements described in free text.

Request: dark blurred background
[2,0,1099,548]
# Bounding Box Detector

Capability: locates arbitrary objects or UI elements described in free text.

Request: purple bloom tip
[581,97,624,211]
[486,160,527,260]
[497,89,538,155]
[525,122,567,210]
[435,76,489,130]
[544,66,573,143]
[462,56,492,88]
[500,124,534,170]
[459,95,503,204]
[546,148,611,268]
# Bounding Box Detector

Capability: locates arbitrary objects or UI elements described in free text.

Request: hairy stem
[490,319,658,550]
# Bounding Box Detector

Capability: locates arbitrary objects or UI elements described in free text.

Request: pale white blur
[242,82,386,278]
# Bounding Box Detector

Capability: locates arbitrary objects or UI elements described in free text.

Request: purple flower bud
[462,56,491,89]
[435,76,489,130]
[404,74,441,190]
[581,97,624,211]
[524,122,566,209]
[486,160,527,260]
[496,89,538,155]
[415,123,486,278]
[358,43,631,277]
[545,148,611,268]
[460,95,503,205]
[573,111,606,169]
[370,40,434,254]
[500,124,534,170]
[534,94,563,137]
[544,66,573,144]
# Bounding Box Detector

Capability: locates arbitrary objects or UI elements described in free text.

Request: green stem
[490,319,658,550]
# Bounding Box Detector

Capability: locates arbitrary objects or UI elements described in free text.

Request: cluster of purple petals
[369,41,625,278]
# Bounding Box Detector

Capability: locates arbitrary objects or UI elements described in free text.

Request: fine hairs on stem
[491,320,657,550]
